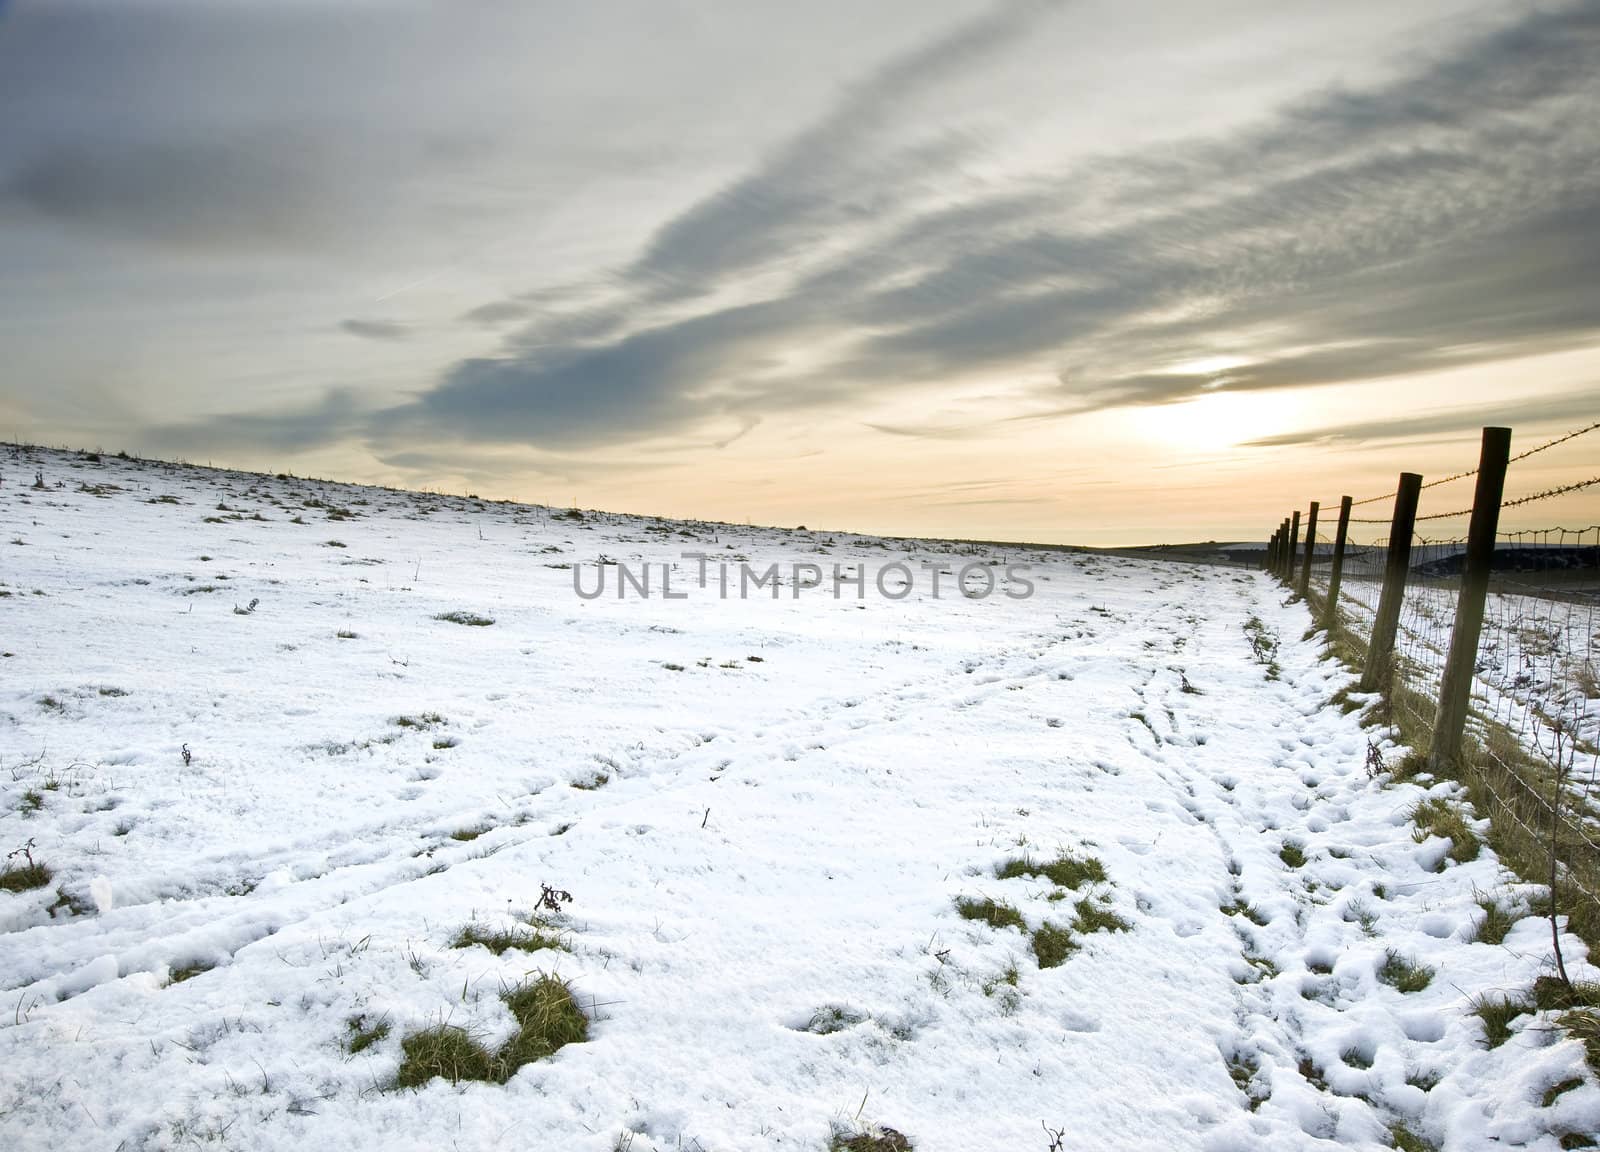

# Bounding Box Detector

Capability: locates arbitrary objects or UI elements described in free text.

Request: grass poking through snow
[1070,895,1131,936]
[828,1126,913,1151]
[996,851,1105,889]
[1470,892,1520,945]
[450,919,567,956]
[955,896,1026,932]
[0,860,52,892]
[1377,950,1435,993]
[1410,797,1481,865]
[1469,992,1532,1049]
[395,974,587,1088]
[1030,922,1078,969]
[345,1015,391,1054]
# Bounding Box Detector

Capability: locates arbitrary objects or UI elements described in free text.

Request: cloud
[2,136,357,250]
[1241,387,1600,448]
[339,318,409,342]
[459,301,532,327]
[67,0,1596,470]
[387,1,1068,450]
[864,421,993,440]
[141,389,364,457]
[379,299,817,449]
[627,0,1063,296]
[394,0,1600,456]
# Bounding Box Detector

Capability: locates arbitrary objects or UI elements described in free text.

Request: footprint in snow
[1059,1007,1101,1033]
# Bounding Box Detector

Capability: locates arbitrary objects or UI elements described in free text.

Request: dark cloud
[72,0,1598,464]
[141,389,363,457]
[396,0,1600,455]
[459,301,533,327]
[2,136,358,250]
[373,446,680,486]
[627,0,1061,295]
[339,319,410,342]
[380,300,818,449]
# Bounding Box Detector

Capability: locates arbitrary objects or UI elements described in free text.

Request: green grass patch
[496,975,590,1070]
[1279,842,1307,868]
[1533,977,1600,1012]
[1470,893,1520,945]
[1070,895,1131,936]
[394,712,444,729]
[829,1127,912,1151]
[1377,950,1435,993]
[1223,897,1271,927]
[434,611,494,627]
[1410,797,1481,864]
[955,896,1026,932]
[1543,1076,1586,1108]
[1030,922,1078,969]
[0,861,51,892]
[168,961,213,985]
[1470,992,1532,1049]
[346,1014,391,1054]
[395,974,587,1088]
[1390,1123,1437,1152]
[394,1022,496,1088]
[450,920,566,956]
[997,851,1105,889]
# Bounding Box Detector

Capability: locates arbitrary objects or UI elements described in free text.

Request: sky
[0,0,1596,545]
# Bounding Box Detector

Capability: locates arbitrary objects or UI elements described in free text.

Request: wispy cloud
[384,0,1600,455]
[8,0,1598,496]
[1242,387,1600,448]
[339,318,410,342]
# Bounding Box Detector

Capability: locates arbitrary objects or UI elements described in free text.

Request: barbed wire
[1499,474,1600,511]
[1349,474,1600,524]
[1329,418,1600,513]
[1512,419,1600,465]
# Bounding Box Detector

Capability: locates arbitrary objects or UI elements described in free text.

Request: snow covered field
[1,446,1597,1151]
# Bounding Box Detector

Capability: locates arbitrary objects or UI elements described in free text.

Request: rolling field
[1,446,1596,1151]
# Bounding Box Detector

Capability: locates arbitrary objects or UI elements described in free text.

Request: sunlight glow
[1135,391,1303,453]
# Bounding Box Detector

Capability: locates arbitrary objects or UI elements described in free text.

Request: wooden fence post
[1278,518,1291,579]
[1298,500,1320,599]
[1267,529,1278,573]
[1359,473,1422,693]
[1429,428,1512,768]
[1287,510,1301,585]
[1324,496,1352,629]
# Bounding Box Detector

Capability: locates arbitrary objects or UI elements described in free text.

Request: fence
[1266,421,1600,947]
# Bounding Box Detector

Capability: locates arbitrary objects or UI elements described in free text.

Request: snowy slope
[0,446,1596,1152]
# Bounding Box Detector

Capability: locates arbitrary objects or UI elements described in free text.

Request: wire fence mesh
[1292,421,1600,934]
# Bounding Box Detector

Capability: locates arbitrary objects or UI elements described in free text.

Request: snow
[1,446,1597,1151]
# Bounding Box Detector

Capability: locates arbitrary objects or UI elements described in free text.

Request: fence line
[1275,419,1600,944]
